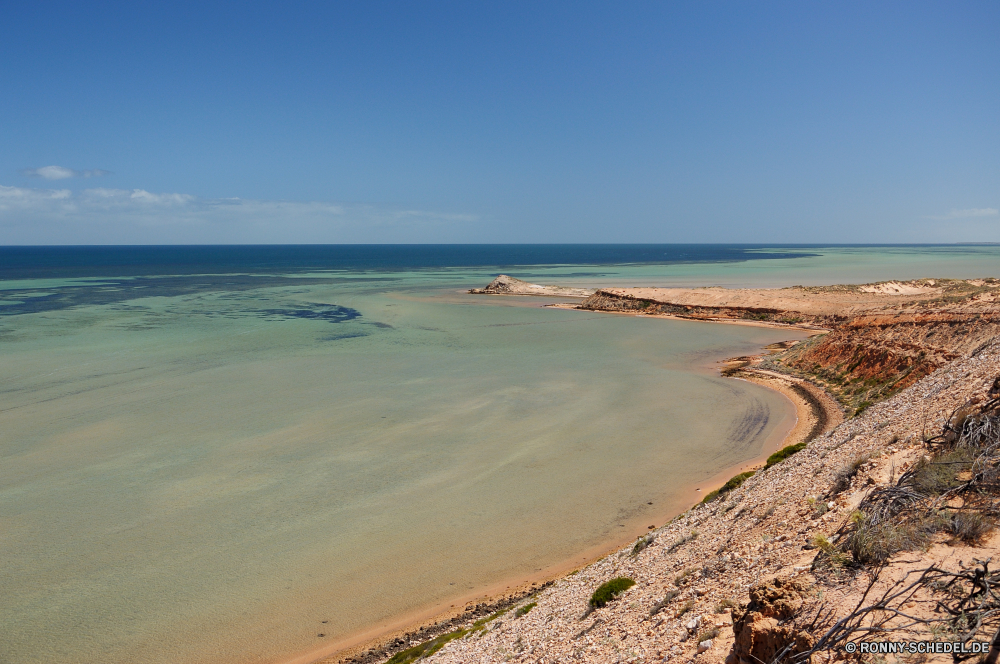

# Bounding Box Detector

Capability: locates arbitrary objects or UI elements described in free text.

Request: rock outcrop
[731,578,813,664]
[469,275,595,297]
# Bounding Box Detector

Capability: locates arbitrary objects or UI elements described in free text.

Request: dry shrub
[676,599,695,617]
[650,589,679,616]
[905,449,973,496]
[716,597,738,613]
[666,530,698,553]
[831,454,872,495]
[697,625,720,642]
[948,511,995,544]
[841,511,944,565]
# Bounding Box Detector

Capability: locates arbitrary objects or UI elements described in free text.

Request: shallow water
[1,245,997,663]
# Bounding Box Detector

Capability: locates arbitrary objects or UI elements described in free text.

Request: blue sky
[1,1,998,244]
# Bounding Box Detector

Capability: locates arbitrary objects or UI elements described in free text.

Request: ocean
[1,244,997,663]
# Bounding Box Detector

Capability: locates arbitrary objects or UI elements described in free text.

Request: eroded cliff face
[578,280,1000,414]
[776,311,1000,413]
[578,290,793,322]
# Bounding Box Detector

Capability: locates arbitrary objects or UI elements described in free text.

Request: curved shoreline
[299,324,838,664]
[401,278,1000,664]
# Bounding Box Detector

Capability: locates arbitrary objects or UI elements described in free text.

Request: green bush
[515,602,536,617]
[765,442,806,468]
[632,532,656,555]
[701,471,755,503]
[385,629,468,664]
[589,577,636,608]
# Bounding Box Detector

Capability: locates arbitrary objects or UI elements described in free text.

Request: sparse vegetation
[385,629,469,664]
[811,400,1000,573]
[514,602,536,617]
[697,626,720,642]
[701,471,755,503]
[673,567,695,586]
[589,577,636,608]
[765,442,807,467]
[384,604,515,663]
[676,599,695,617]
[666,530,698,553]
[702,443,806,505]
[806,496,829,516]
[631,532,656,555]
[716,598,737,613]
[650,590,679,616]
[831,453,872,494]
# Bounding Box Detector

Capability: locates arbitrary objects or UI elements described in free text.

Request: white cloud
[927,208,999,220]
[21,165,112,180]
[951,208,998,217]
[0,184,480,244]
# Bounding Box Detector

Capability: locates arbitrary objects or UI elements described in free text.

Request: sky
[1,1,998,244]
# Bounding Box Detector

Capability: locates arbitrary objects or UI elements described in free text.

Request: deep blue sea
[0,244,822,278]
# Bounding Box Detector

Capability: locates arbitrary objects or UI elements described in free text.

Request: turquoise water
[1,246,997,663]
